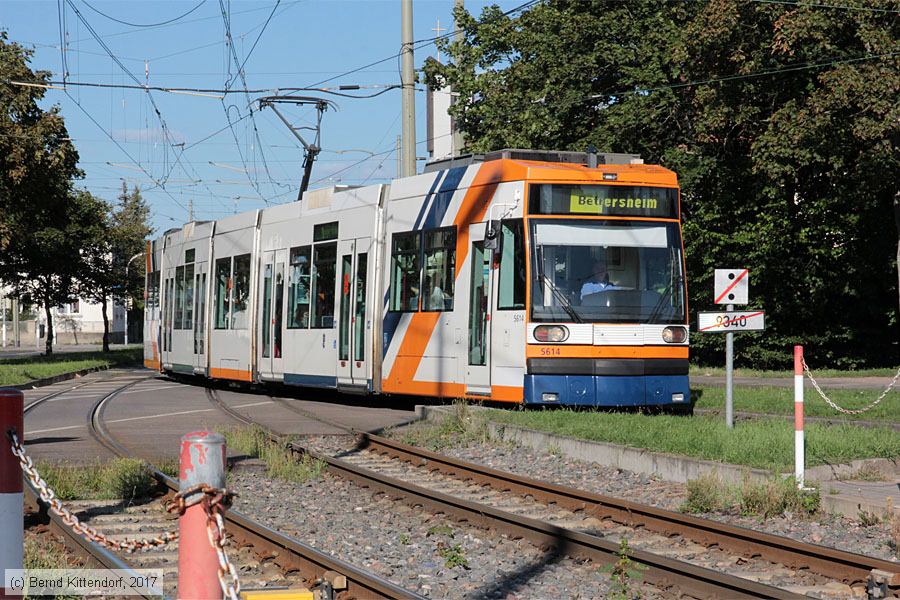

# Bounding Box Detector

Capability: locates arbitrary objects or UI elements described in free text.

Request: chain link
[802,359,900,415]
[7,430,178,553]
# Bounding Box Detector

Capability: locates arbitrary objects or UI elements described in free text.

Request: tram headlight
[662,326,687,343]
[533,325,569,343]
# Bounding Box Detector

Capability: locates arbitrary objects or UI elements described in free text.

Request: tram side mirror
[484,220,500,251]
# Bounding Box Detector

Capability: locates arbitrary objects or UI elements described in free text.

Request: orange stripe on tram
[209,367,253,382]
[385,162,507,393]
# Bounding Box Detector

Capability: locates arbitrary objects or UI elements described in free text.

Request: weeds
[24,533,73,570]
[681,473,729,513]
[426,524,455,538]
[858,509,881,527]
[399,533,411,545]
[601,538,645,600]
[885,498,900,559]
[848,463,889,482]
[680,473,820,518]
[34,458,156,501]
[218,425,327,484]
[400,401,490,451]
[437,542,469,569]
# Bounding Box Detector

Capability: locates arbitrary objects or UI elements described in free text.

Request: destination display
[529,184,678,218]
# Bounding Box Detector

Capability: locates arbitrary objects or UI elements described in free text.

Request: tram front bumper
[523,358,690,407]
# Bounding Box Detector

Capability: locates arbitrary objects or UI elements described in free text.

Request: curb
[414,405,898,516]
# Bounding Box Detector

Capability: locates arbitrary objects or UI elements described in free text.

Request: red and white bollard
[0,389,24,600]
[794,346,805,489]
[177,431,226,600]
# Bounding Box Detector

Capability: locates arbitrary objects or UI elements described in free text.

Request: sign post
[712,269,750,429]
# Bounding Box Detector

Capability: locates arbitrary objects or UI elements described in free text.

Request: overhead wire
[80,0,208,28]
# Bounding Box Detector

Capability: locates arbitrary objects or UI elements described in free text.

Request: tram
[144,149,690,408]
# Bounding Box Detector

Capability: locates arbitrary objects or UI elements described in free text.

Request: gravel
[383,423,900,563]
[228,458,665,599]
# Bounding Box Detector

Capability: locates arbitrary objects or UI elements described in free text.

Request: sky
[2,0,520,233]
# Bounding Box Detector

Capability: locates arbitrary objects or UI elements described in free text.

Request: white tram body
[145,150,690,407]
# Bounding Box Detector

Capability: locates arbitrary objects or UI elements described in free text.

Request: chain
[167,484,240,600]
[801,359,900,415]
[7,430,178,553]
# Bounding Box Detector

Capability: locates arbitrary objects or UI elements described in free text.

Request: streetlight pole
[124,253,143,346]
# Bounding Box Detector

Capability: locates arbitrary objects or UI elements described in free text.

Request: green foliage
[487,408,899,472]
[600,538,646,600]
[681,472,730,513]
[35,458,156,501]
[218,425,327,484]
[680,472,820,518]
[0,347,143,386]
[399,532,411,545]
[400,401,490,450]
[425,1,900,368]
[436,542,469,569]
[426,524,455,538]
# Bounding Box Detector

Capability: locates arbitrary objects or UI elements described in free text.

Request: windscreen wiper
[536,268,583,324]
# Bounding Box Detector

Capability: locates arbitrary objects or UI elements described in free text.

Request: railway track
[203,389,889,599]
[20,372,423,600]
[208,388,900,599]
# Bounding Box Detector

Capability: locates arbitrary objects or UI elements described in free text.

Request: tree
[0,32,82,354]
[75,191,116,352]
[112,181,152,312]
[425,0,899,368]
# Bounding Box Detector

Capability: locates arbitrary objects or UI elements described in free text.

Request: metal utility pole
[1,293,6,348]
[451,0,465,155]
[12,298,19,348]
[725,302,734,429]
[257,96,336,201]
[396,135,401,177]
[400,0,416,177]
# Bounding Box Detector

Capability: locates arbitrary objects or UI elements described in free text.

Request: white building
[0,289,126,347]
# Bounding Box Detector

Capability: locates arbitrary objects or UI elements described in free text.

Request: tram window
[214,257,231,329]
[423,227,456,312]
[314,221,338,242]
[287,246,311,329]
[231,253,251,330]
[389,231,421,312]
[498,219,526,310]
[353,253,367,362]
[311,243,337,328]
[184,264,195,330]
[174,266,185,329]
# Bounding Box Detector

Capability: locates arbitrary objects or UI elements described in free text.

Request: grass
[398,401,491,451]
[485,409,899,473]
[681,472,820,518]
[218,424,327,483]
[693,385,900,423]
[35,458,156,501]
[690,365,897,378]
[0,347,143,386]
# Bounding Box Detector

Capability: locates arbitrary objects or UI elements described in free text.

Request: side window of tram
[498,219,526,310]
[423,227,456,312]
[214,257,231,329]
[231,254,251,330]
[287,246,311,329]
[311,243,337,329]
[389,231,420,312]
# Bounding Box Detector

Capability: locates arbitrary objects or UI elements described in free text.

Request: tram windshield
[530,219,685,324]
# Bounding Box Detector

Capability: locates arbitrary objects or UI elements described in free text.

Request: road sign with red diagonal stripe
[714,268,748,304]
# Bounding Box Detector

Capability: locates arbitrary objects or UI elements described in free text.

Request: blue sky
[2,0,518,232]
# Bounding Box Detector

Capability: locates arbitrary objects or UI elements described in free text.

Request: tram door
[192,262,208,373]
[466,223,492,395]
[161,267,175,367]
[259,249,288,380]
[336,238,371,390]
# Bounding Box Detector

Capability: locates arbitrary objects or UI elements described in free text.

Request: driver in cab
[580,260,618,300]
